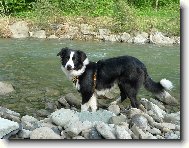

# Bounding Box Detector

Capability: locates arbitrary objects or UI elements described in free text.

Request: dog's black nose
[67,65,72,71]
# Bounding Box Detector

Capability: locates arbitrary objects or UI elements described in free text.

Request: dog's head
[57,47,89,73]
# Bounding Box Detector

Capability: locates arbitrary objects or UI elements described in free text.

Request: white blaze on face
[65,51,75,69]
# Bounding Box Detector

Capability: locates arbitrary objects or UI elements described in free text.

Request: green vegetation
[0,0,180,36]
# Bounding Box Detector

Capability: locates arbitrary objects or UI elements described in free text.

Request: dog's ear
[77,50,87,62]
[57,47,68,57]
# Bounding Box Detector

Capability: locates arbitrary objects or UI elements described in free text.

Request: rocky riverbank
[1,20,180,45]
[0,82,180,140]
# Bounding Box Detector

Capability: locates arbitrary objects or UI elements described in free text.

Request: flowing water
[0,38,180,116]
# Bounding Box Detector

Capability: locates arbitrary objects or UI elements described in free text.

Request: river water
[0,38,180,116]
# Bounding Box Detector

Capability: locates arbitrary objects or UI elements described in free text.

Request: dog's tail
[143,74,176,104]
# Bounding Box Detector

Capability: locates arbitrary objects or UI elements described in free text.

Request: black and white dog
[57,47,174,112]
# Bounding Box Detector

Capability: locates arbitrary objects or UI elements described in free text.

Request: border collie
[57,47,174,112]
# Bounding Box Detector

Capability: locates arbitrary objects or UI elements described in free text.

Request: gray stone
[131,124,146,139]
[0,106,20,122]
[128,108,143,118]
[131,114,148,130]
[106,35,120,42]
[155,91,178,105]
[30,127,61,139]
[37,109,50,117]
[58,96,70,108]
[164,111,180,125]
[89,127,102,139]
[80,24,93,35]
[0,117,20,138]
[96,122,116,139]
[150,32,174,44]
[0,82,14,95]
[72,136,85,139]
[21,115,39,130]
[165,132,179,139]
[98,29,111,40]
[65,93,81,108]
[108,104,120,115]
[50,108,79,127]
[9,21,29,38]
[109,114,127,125]
[77,110,114,123]
[115,125,132,139]
[30,30,46,38]
[120,32,131,42]
[60,26,79,39]
[154,122,176,131]
[148,128,161,135]
[48,34,58,39]
[18,129,31,139]
[149,98,165,110]
[133,32,148,44]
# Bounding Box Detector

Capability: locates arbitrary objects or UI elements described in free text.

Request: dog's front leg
[81,93,97,112]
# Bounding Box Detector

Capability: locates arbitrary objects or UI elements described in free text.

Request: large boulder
[0,82,14,95]
[9,21,29,38]
[0,117,20,138]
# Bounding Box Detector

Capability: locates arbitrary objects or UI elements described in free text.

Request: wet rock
[89,127,102,139]
[106,35,120,42]
[9,21,29,38]
[18,129,31,139]
[131,114,148,130]
[65,93,81,108]
[30,127,61,139]
[133,32,149,44]
[77,110,114,123]
[98,29,111,40]
[51,108,79,127]
[115,125,132,139]
[30,30,46,38]
[45,101,57,112]
[109,114,127,125]
[96,122,116,139]
[0,82,15,95]
[21,115,39,130]
[164,111,180,125]
[0,117,21,139]
[108,104,120,115]
[150,32,174,44]
[128,108,143,118]
[131,124,146,139]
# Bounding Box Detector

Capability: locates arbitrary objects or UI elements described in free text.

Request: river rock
[21,115,39,130]
[50,108,79,127]
[163,111,180,125]
[149,98,165,110]
[150,32,174,44]
[60,26,79,39]
[148,128,161,135]
[95,122,116,139]
[77,110,114,123]
[58,96,70,108]
[133,32,149,44]
[80,24,93,35]
[9,21,29,38]
[155,91,178,105]
[115,125,132,139]
[37,109,50,117]
[109,114,127,125]
[120,32,131,42]
[30,127,61,139]
[88,127,102,139]
[165,132,179,139]
[72,136,85,139]
[48,34,58,39]
[131,114,148,130]
[154,122,176,131]
[64,120,83,137]
[0,106,20,122]
[108,104,120,115]
[30,30,46,38]
[18,129,31,139]
[0,117,20,138]
[65,93,81,108]
[0,82,14,95]
[98,29,111,40]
